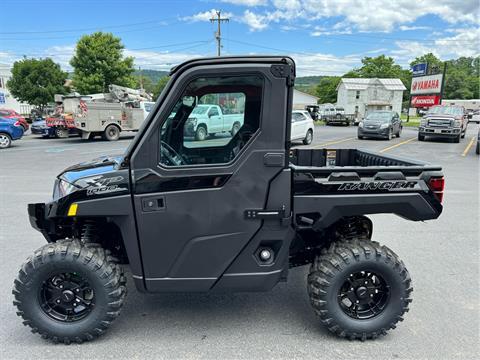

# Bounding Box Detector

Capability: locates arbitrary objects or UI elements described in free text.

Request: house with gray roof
[336,78,406,120]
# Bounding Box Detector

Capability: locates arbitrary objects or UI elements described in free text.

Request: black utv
[13,56,444,344]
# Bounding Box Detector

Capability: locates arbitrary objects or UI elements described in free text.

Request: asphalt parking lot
[1,124,478,359]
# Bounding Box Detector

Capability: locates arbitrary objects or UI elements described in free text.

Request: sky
[0,0,479,76]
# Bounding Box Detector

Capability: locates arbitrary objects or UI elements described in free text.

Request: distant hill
[134,69,169,83]
[295,76,324,96]
[296,75,325,86]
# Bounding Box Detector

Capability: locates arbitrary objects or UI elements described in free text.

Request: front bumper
[419,126,461,138]
[31,127,51,135]
[358,127,390,138]
[28,203,58,242]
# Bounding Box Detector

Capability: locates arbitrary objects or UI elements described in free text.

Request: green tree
[350,55,404,78]
[153,76,170,99]
[133,74,154,94]
[314,76,341,103]
[70,32,135,94]
[7,58,67,110]
[410,53,443,74]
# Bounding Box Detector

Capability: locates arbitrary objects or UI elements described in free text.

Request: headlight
[53,179,79,199]
[186,117,197,127]
[453,120,462,127]
[380,123,390,129]
[420,119,427,126]
[359,122,364,128]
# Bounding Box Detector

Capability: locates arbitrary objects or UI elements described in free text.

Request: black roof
[169,55,295,76]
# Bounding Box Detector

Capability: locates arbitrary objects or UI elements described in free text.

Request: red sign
[411,95,441,108]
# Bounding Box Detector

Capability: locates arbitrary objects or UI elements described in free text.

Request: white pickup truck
[184,104,244,141]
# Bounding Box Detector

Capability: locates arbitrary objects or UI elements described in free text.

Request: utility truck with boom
[13,57,444,344]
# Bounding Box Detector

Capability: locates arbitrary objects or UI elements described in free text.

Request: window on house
[355,91,360,99]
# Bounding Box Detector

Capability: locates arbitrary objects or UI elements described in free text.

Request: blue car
[0,117,24,148]
[30,118,53,137]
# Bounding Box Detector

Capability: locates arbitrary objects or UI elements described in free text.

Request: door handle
[141,196,165,212]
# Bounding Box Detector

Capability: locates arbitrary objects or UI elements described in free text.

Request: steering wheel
[160,141,188,166]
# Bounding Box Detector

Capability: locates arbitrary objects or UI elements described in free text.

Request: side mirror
[182,96,197,108]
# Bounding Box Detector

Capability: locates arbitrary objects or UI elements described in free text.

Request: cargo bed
[290,148,444,229]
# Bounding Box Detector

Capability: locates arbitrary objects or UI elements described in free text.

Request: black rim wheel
[39,272,95,322]
[337,270,390,320]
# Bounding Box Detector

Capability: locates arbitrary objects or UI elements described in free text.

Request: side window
[208,107,219,117]
[159,75,262,167]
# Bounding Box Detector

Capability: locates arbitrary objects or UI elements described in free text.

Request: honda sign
[411,95,441,108]
[410,74,443,95]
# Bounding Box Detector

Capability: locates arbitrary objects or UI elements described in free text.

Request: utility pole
[210,10,229,56]
[138,66,144,90]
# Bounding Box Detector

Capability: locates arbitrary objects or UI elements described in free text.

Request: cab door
[207,106,222,133]
[129,62,293,292]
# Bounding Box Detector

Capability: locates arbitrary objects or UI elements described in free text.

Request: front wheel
[195,126,207,141]
[386,128,393,140]
[55,127,69,138]
[303,129,313,145]
[0,133,12,149]
[418,133,425,141]
[12,240,126,344]
[307,239,412,341]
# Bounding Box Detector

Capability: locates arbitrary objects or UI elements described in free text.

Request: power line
[0,17,180,35]
[210,10,229,56]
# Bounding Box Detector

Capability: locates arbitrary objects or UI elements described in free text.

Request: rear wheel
[303,129,313,145]
[12,240,126,344]
[103,125,120,141]
[307,239,412,341]
[476,140,479,155]
[0,133,12,148]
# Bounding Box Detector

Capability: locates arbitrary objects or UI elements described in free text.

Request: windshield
[366,112,392,122]
[428,106,463,116]
[143,103,154,112]
[191,105,209,115]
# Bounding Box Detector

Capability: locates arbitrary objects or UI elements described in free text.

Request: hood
[424,114,457,120]
[59,155,124,184]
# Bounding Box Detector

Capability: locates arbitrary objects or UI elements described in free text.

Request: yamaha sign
[410,73,443,95]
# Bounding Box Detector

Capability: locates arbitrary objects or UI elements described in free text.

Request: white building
[0,63,33,114]
[336,78,406,119]
[293,89,319,110]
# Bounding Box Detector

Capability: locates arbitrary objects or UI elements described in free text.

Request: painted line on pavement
[313,137,355,148]
[461,136,476,157]
[379,137,416,153]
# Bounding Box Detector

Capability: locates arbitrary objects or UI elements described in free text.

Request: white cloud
[125,49,209,71]
[292,52,361,76]
[232,0,479,32]
[219,0,267,5]
[181,9,233,22]
[391,27,480,65]
[399,25,431,31]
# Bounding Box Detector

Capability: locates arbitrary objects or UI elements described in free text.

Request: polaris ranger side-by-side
[13,57,444,344]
